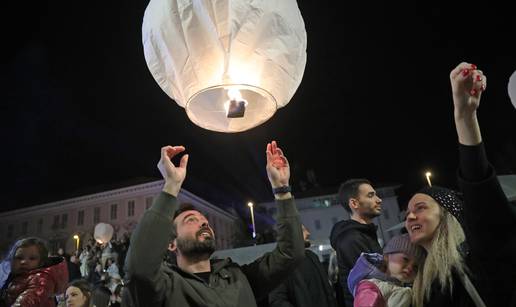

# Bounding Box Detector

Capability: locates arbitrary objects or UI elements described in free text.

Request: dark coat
[330,219,381,306]
[422,143,516,307]
[269,249,337,307]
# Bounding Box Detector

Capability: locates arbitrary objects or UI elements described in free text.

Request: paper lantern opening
[186,84,276,132]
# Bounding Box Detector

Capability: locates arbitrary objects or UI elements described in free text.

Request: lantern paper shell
[509,70,516,109]
[142,0,307,132]
[94,223,114,244]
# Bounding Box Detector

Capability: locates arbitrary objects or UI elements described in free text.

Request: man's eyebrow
[182,213,196,222]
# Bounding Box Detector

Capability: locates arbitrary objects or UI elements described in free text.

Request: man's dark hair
[170,203,200,242]
[338,179,371,213]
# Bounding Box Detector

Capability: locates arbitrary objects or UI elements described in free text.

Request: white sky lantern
[94,223,114,244]
[508,70,516,109]
[142,0,307,132]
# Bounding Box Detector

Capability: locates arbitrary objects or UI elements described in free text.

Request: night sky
[3,2,516,213]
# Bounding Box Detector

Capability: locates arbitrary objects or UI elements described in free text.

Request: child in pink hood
[347,234,425,307]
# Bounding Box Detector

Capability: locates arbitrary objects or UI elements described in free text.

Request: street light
[425,171,432,187]
[73,235,80,252]
[248,202,256,239]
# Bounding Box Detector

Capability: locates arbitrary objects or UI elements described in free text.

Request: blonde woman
[405,62,516,306]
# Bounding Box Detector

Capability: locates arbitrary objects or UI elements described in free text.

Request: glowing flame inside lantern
[224,88,248,118]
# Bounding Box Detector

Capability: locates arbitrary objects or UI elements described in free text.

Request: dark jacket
[422,143,516,307]
[125,192,304,307]
[330,219,381,306]
[0,256,68,307]
[269,249,337,307]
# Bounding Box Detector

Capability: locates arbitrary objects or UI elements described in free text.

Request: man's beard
[176,232,216,259]
[304,240,311,248]
[364,207,381,219]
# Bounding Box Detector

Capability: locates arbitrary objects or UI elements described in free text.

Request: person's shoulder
[330,220,355,241]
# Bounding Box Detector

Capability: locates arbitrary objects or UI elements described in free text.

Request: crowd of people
[1,63,515,306]
[0,234,130,306]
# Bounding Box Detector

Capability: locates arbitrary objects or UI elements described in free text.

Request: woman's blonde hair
[411,206,467,307]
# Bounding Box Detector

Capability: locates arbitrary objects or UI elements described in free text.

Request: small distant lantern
[94,223,114,244]
[142,0,307,132]
[508,70,516,109]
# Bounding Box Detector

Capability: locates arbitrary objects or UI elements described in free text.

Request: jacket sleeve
[353,280,384,307]
[13,273,55,307]
[386,286,411,307]
[457,143,516,256]
[125,191,178,303]
[268,281,295,307]
[241,198,304,301]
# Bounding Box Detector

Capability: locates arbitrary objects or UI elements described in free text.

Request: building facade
[0,180,238,256]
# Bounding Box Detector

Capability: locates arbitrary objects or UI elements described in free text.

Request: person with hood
[330,179,383,306]
[125,141,304,307]
[347,233,425,307]
[269,224,338,307]
[0,237,68,307]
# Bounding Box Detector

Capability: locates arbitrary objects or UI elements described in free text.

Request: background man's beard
[304,240,311,248]
[364,209,381,219]
[176,236,216,259]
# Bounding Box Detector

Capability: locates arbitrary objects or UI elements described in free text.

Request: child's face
[385,252,418,283]
[12,245,41,275]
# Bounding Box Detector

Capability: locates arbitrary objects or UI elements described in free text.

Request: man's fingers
[266,150,273,163]
[162,145,185,159]
[179,154,189,169]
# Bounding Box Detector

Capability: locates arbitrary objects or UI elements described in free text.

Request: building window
[7,225,14,238]
[21,222,28,235]
[110,204,118,220]
[314,219,321,230]
[61,214,68,229]
[127,201,135,217]
[52,215,60,230]
[37,219,43,233]
[94,207,101,224]
[145,197,153,210]
[78,210,84,226]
